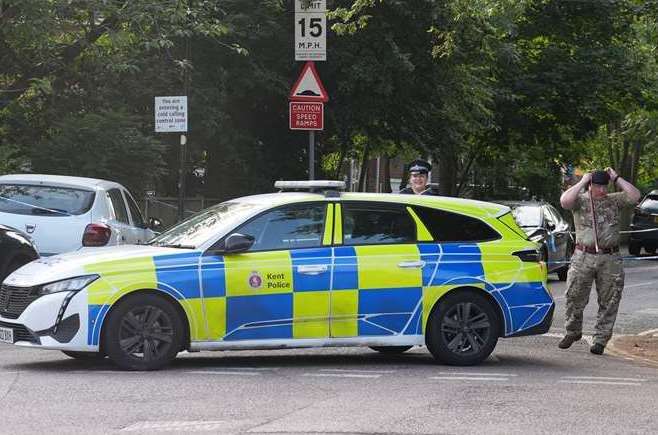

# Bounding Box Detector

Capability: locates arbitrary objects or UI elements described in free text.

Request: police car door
[216,202,332,342]
[332,202,425,338]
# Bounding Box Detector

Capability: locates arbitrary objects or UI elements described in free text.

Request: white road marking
[624,281,656,289]
[302,373,381,379]
[543,332,594,345]
[638,328,658,337]
[210,367,278,371]
[434,372,518,377]
[319,368,395,374]
[186,371,262,376]
[559,380,642,386]
[562,376,647,382]
[430,376,508,382]
[121,420,248,432]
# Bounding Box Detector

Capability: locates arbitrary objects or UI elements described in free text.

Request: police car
[0,181,553,370]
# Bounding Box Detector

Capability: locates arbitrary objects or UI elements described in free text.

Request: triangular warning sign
[289,61,329,102]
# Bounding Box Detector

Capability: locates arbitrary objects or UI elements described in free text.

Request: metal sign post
[155,96,188,221]
[309,131,315,180]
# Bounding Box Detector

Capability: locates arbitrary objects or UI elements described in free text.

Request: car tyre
[369,346,413,354]
[103,293,184,371]
[557,267,568,281]
[426,291,500,366]
[1,258,30,283]
[645,247,656,255]
[628,240,641,256]
[62,351,105,360]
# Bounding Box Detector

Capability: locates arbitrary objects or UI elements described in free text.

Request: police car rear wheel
[104,294,184,371]
[426,291,499,366]
[369,346,413,354]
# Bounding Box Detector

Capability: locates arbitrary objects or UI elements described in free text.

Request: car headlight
[37,275,99,296]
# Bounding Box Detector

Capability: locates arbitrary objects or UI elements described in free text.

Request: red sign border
[289,101,324,131]
[289,61,329,102]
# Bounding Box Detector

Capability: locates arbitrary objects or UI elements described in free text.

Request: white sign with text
[295,0,326,61]
[155,96,188,132]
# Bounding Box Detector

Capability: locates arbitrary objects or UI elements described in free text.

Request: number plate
[654,216,658,223]
[0,327,14,344]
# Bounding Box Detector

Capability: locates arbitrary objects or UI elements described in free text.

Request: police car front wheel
[426,291,500,365]
[103,293,185,371]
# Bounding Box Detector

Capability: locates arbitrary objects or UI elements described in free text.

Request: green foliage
[29,110,167,194]
[0,0,656,203]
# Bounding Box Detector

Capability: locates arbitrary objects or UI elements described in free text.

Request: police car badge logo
[248,271,262,289]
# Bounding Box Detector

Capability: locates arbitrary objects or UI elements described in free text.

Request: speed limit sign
[295,0,326,61]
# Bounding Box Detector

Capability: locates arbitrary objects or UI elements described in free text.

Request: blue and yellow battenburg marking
[82,241,551,345]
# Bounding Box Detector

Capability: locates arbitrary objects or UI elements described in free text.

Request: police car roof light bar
[274,180,346,195]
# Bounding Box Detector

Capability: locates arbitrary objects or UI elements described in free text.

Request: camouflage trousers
[564,250,625,346]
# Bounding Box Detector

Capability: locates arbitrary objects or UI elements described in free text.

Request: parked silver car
[0,174,160,256]
[499,201,574,281]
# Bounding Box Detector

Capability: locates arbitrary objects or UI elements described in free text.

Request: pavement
[609,332,658,368]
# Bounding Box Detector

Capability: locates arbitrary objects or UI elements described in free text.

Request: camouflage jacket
[571,191,635,249]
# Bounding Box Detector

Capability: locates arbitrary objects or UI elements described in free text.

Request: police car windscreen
[149,201,261,247]
[0,184,95,216]
[511,206,541,228]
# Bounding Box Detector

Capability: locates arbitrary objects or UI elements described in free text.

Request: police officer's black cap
[591,170,610,185]
[408,159,431,174]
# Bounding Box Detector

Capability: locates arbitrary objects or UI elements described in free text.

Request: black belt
[575,243,619,254]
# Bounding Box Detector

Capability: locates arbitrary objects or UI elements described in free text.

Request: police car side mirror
[222,233,255,254]
[546,222,556,231]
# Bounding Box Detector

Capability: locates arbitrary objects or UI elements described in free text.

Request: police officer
[400,159,435,195]
[558,168,641,354]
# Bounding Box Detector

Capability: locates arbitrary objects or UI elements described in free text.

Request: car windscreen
[0,184,96,216]
[148,201,262,248]
[511,205,542,228]
[639,196,658,213]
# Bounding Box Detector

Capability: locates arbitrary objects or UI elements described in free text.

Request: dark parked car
[629,189,658,256]
[499,201,574,281]
[0,224,39,283]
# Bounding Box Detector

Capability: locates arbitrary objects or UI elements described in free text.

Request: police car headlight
[37,275,99,296]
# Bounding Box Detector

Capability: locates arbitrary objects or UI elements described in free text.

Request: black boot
[590,343,605,355]
[558,334,582,349]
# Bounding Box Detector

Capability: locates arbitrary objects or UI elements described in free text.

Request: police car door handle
[398,260,425,269]
[297,265,328,275]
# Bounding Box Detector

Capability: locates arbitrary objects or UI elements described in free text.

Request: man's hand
[605,167,618,179]
[581,173,592,185]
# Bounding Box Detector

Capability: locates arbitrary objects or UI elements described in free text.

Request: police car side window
[342,203,415,245]
[412,206,500,242]
[235,203,326,252]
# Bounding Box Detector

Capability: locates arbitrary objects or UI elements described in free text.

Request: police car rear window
[342,203,416,245]
[412,206,500,242]
[0,184,95,216]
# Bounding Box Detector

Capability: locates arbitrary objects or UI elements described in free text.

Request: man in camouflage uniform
[559,168,641,354]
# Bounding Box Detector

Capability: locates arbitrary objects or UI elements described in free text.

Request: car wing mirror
[528,227,547,241]
[546,222,556,231]
[212,233,255,254]
[148,217,163,232]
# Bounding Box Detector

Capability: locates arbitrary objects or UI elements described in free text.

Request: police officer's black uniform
[399,159,436,195]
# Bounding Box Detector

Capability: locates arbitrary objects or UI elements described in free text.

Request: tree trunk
[357,142,370,192]
[438,153,457,196]
[381,155,392,193]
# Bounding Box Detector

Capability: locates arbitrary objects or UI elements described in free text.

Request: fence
[136,196,223,230]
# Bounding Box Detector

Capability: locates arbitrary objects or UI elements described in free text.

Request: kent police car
[0,181,553,370]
